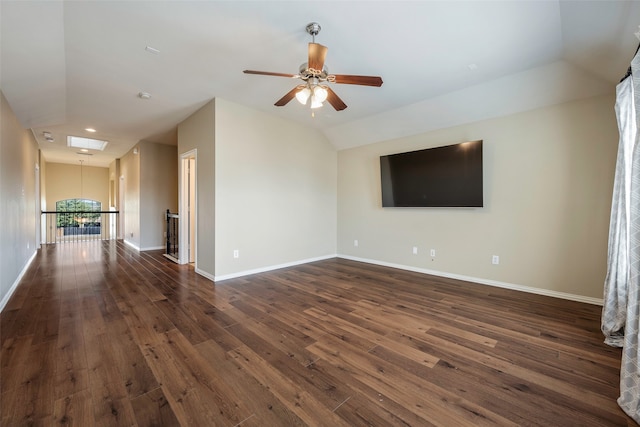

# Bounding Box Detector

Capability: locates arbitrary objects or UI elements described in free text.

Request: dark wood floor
[0,240,634,426]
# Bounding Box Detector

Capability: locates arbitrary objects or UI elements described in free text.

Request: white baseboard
[124,241,163,252]
[213,254,338,282]
[337,254,604,306]
[0,250,37,312]
[141,245,164,251]
[187,252,603,306]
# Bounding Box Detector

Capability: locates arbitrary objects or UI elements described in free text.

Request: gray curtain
[602,75,635,347]
[612,50,640,423]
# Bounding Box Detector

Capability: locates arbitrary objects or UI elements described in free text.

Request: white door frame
[119,175,125,240]
[35,162,41,248]
[179,149,197,265]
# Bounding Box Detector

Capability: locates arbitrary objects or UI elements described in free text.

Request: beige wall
[120,146,140,248]
[176,98,337,279]
[118,142,178,250]
[178,99,216,275]
[337,94,618,301]
[140,140,178,250]
[0,91,40,310]
[214,98,337,277]
[43,162,110,243]
[44,162,109,209]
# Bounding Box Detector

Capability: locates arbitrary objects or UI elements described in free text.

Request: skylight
[67,136,108,151]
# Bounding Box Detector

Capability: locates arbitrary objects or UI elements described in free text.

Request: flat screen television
[380,140,483,207]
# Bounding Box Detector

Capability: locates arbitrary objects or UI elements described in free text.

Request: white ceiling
[1,1,638,167]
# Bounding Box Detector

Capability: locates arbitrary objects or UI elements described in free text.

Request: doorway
[180,150,196,265]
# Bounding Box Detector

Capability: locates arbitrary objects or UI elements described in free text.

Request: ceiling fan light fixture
[295,87,311,105]
[310,97,323,109]
[313,86,328,103]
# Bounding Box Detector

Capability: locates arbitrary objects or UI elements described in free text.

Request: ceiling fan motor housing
[299,63,329,80]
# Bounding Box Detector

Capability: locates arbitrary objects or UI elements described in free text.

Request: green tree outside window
[55,199,102,228]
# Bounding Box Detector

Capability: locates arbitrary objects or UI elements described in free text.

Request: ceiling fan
[243,22,383,112]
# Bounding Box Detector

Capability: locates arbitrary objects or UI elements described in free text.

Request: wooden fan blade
[244,70,297,78]
[308,43,328,71]
[274,86,300,107]
[332,74,383,87]
[325,87,347,111]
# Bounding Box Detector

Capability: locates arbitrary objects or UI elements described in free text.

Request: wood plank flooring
[0,240,634,426]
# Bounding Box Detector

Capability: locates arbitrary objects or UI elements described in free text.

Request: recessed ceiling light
[468,63,478,71]
[80,148,89,152]
[138,92,151,100]
[85,128,96,133]
[145,46,160,55]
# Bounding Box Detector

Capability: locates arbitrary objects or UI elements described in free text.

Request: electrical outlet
[354,239,359,247]
[430,249,436,257]
[412,246,418,255]
[233,250,239,259]
[492,255,500,265]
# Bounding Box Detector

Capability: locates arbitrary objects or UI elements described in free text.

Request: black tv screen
[380,140,483,207]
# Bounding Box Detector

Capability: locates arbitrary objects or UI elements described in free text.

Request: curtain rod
[621,42,640,82]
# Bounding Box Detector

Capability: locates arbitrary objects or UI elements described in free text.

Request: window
[55,199,102,234]
[67,136,108,151]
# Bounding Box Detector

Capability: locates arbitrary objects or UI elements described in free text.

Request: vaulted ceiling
[2,1,638,167]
